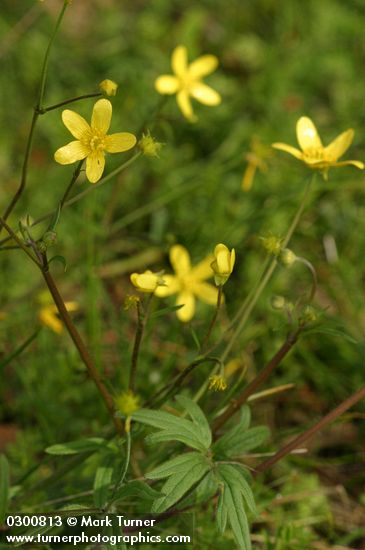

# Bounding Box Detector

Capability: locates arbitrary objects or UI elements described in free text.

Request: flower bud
[138,132,162,158]
[278,248,297,267]
[271,295,286,310]
[300,305,318,324]
[99,79,118,97]
[130,270,165,293]
[211,243,235,286]
[115,390,140,416]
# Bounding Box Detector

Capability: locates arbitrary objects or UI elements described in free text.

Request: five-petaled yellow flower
[54,99,136,183]
[154,244,218,322]
[130,270,165,293]
[155,45,221,122]
[211,243,235,286]
[272,116,364,178]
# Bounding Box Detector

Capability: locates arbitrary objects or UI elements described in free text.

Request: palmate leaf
[131,396,212,452]
[111,480,161,504]
[216,463,257,550]
[150,454,211,513]
[213,405,269,458]
[146,452,203,480]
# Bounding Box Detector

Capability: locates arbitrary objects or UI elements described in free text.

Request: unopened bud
[278,248,297,267]
[271,295,286,310]
[138,132,162,158]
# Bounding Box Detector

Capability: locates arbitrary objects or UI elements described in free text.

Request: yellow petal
[193,282,219,304]
[39,309,63,334]
[188,55,218,78]
[105,132,137,153]
[154,275,180,297]
[191,254,215,281]
[324,129,354,161]
[176,291,195,322]
[296,117,323,151]
[170,245,191,277]
[189,82,221,106]
[242,162,257,191]
[65,301,79,312]
[333,160,365,169]
[176,90,195,121]
[155,75,180,94]
[62,110,90,140]
[172,45,188,77]
[86,152,105,183]
[91,99,112,134]
[54,141,88,165]
[272,142,303,160]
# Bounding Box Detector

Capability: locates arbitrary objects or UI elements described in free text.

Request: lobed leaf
[175,395,212,448]
[146,452,203,480]
[45,437,106,455]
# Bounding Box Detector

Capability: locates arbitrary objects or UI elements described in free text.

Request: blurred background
[1,0,365,547]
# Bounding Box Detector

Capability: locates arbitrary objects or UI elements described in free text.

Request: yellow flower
[272,116,364,177]
[208,374,227,392]
[210,243,235,286]
[154,244,218,322]
[99,79,118,96]
[38,292,78,334]
[155,45,221,122]
[130,270,165,293]
[54,99,136,183]
[115,390,140,416]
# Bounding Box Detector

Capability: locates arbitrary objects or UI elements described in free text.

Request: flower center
[303,147,326,162]
[85,130,106,153]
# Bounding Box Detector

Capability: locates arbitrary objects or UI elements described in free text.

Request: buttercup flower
[272,116,364,177]
[38,292,78,334]
[54,99,136,183]
[130,270,165,293]
[155,45,221,122]
[154,244,218,322]
[99,79,118,96]
[210,243,235,286]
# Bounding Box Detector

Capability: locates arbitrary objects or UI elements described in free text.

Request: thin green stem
[0,152,142,248]
[201,286,223,352]
[38,92,102,114]
[129,294,153,392]
[296,257,318,303]
[0,330,40,370]
[0,1,69,229]
[60,160,84,209]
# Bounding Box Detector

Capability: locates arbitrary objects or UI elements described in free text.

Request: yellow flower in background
[211,243,235,286]
[208,374,227,391]
[99,79,118,96]
[155,45,221,122]
[130,270,165,293]
[54,99,136,183]
[38,292,78,334]
[154,244,218,322]
[272,116,364,177]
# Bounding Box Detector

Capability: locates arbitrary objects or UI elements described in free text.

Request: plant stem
[37,92,102,114]
[129,295,152,392]
[213,328,302,432]
[0,217,42,267]
[41,260,123,435]
[201,286,223,352]
[255,382,365,474]
[60,160,84,208]
[0,1,69,229]
[0,330,40,370]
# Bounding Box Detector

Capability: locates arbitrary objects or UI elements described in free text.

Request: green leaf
[224,426,270,458]
[93,456,114,509]
[46,437,106,455]
[152,454,210,513]
[304,326,358,344]
[218,464,256,515]
[146,452,203,480]
[112,480,161,503]
[175,395,212,448]
[48,255,67,272]
[0,455,10,525]
[216,463,253,550]
[131,409,208,451]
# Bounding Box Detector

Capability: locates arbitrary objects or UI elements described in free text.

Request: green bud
[271,295,286,310]
[278,248,297,267]
[300,305,318,324]
[138,132,162,158]
[260,234,282,256]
